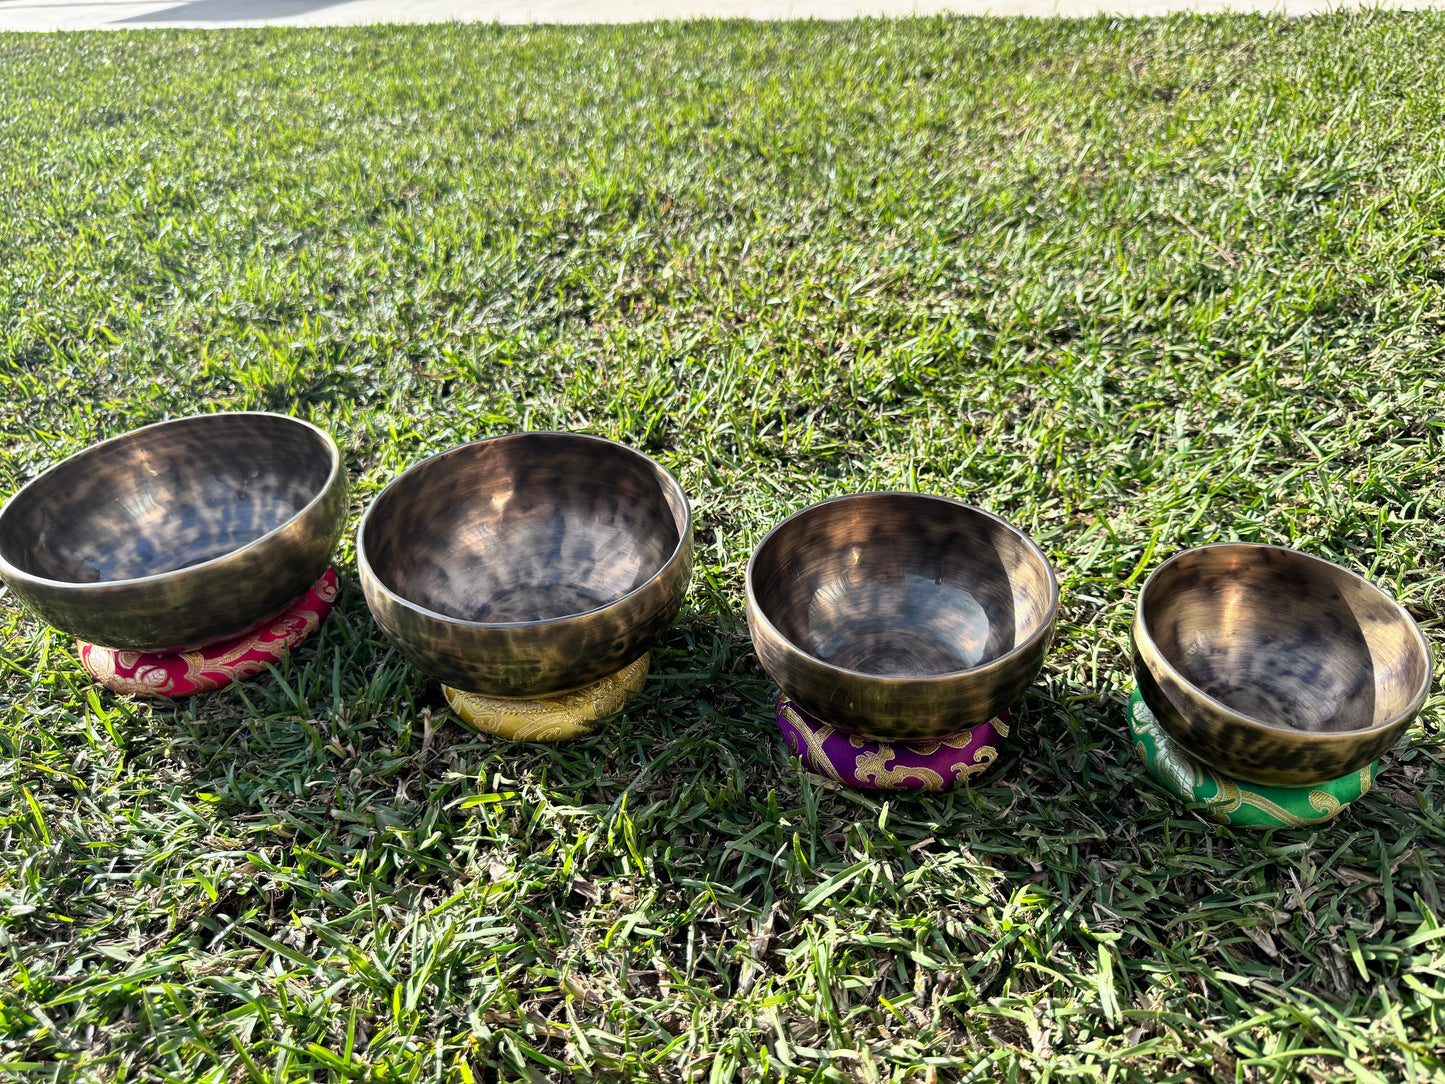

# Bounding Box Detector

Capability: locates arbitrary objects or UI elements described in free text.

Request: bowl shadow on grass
[121,592,1077,939]
[148,604,787,858]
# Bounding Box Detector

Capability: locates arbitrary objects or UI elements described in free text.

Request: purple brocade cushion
[776,698,1009,791]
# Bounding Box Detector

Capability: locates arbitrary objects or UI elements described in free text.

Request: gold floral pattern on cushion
[444,654,649,742]
[1128,690,1376,829]
[776,698,1009,792]
[80,569,339,698]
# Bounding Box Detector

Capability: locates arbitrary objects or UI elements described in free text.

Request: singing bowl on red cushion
[0,412,348,653]
[79,568,339,698]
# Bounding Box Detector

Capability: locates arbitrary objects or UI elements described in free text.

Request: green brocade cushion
[1127,689,1376,828]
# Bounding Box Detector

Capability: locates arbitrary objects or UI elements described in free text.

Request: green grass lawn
[3,11,1445,1081]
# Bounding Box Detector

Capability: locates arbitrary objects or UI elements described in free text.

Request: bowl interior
[1,414,335,584]
[751,494,1055,678]
[1140,546,1430,734]
[363,434,685,624]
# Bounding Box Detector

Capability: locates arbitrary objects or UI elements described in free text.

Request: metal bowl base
[78,568,339,698]
[775,696,1009,792]
[442,654,650,742]
[1127,689,1376,829]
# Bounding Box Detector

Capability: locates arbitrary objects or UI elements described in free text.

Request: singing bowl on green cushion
[1128,689,1376,828]
[1132,543,1431,787]
[357,432,692,699]
[745,492,1058,741]
[0,412,347,653]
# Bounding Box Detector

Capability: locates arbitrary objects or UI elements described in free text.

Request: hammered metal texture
[0,413,347,652]
[357,432,691,698]
[1132,543,1432,787]
[745,493,1058,741]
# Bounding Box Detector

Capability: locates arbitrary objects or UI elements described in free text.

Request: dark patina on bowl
[0,412,348,653]
[1133,543,1433,787]
[357,432,692,698]
[745,492,1059,741]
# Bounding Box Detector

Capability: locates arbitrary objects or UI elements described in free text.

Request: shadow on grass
[120,0,352,22]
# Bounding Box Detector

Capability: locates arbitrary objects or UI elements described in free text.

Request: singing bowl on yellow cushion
[1132,543,1432,787]
[357,432,692,699]
[0,412,347,653]
[745,492,1059,742]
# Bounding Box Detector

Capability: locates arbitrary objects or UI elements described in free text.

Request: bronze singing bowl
[1133,543,1433,787]
[745,493,1059,741]
[357,432,692,698]
[0,412,348,653]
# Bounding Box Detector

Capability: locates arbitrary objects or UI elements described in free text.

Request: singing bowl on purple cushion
[357,432,692,699]
[0,412,347,653]
[745,493,1059,741]
[1133,543,1433,787]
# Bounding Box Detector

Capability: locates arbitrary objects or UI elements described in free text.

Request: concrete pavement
[0,0,1440,33]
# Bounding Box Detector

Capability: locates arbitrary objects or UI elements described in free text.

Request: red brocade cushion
[78,568,338,698]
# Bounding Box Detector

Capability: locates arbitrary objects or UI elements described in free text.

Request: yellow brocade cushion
[443,654,650,742]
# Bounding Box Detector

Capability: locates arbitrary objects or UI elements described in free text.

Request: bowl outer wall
[0,414,349,653]
[744,493,1059,741]
[1129,545,1432,786]
[355,435,693,698]
[748,600,1056,740]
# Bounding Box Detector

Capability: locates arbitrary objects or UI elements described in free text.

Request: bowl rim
[0,410,343,593]
[1134,541,1434,740]
[356,430,693,630]
[744,490,1060,685]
